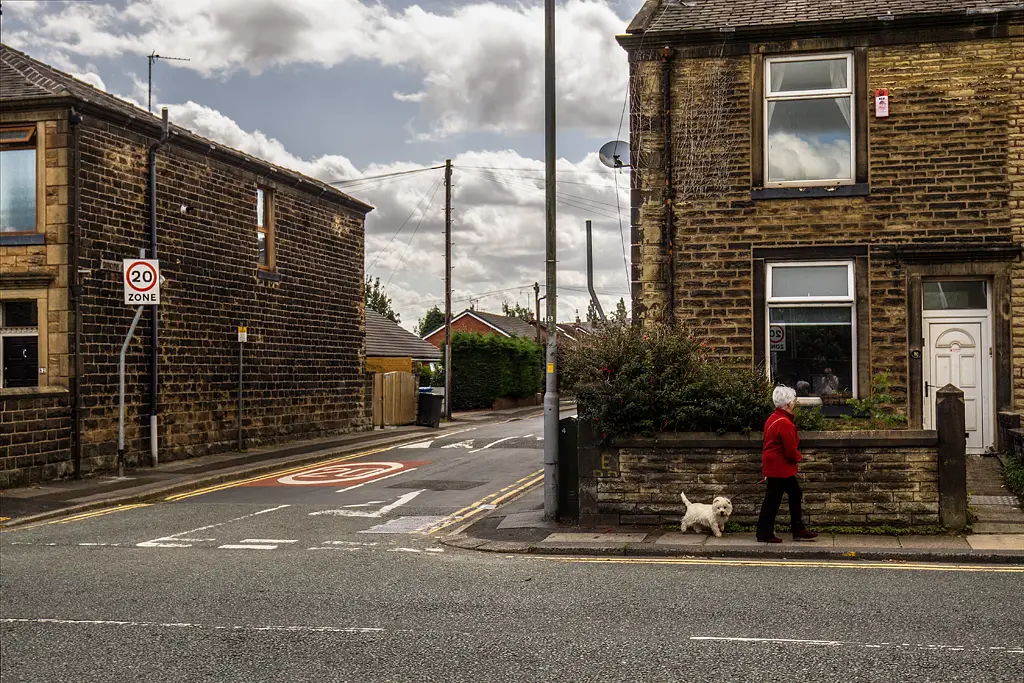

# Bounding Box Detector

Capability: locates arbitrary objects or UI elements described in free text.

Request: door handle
[925,382,930,398]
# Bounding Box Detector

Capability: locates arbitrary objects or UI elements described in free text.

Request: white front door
[924,320,988,452]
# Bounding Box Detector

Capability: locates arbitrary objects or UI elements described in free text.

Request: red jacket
[763,408,801,478]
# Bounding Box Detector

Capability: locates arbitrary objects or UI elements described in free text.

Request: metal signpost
[118,258,160,476]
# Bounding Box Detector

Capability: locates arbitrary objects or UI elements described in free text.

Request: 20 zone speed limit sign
[124,259,161,305]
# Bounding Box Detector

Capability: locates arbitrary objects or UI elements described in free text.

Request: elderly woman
[757,386,819,544]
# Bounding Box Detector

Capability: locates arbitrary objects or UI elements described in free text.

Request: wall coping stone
[610,430,938,450]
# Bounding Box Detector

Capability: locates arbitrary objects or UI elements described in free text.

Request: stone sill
[611,430,938,450]
[0,233,46,246]
[0,386,70,401]
[256,269,282,282]
[751,183,870,200]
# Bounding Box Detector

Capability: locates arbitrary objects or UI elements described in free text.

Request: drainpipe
[69,107,83,478]
[661,46,675,325]
[147,108,170,467]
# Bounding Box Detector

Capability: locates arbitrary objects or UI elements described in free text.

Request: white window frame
[764,52,855,188]
[766,261,857,402]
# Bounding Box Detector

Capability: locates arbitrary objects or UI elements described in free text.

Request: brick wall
[578,429,941,528]
[629,35,1024,409]
[69,116,371,474]
[0,394,72,487]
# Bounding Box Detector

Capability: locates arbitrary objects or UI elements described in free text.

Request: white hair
[773,385,797,409]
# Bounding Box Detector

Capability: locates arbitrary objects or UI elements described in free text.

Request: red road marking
[243,461,429,488]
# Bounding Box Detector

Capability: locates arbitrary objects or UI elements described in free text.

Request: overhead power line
[386,175,444,286]
[326,165,444,187]
[366,167,445,271]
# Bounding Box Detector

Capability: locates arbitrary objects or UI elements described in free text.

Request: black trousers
[757,476,806,538]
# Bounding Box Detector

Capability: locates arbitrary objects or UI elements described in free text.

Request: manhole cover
[389,480,485,491]
[970,495,1021,506]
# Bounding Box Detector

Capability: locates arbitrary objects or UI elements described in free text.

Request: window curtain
[829,60,851,127]
[766,62,787,126]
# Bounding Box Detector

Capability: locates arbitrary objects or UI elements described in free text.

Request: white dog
[679,492,733,537]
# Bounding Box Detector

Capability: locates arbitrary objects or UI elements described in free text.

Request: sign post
[238,326,247,451]
[118,259,160,476]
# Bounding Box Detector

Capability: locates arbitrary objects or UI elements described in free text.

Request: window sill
[0,386,69,399]
[752,183,869,201]
[256,269,282,282]
[0,233,45,246]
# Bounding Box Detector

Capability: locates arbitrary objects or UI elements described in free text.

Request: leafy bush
[794,405,830,432]
[449,333,542,410]
[1004,451,1024,499]
[561,323,775,437]
[842,372,907,429]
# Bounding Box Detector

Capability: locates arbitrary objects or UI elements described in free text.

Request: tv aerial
[598,140,631,169]
[148,51,190,113]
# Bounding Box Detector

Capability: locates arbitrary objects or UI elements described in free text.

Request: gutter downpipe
[69,107,83,478]
[661,46,675,325]
[148,108,170,467]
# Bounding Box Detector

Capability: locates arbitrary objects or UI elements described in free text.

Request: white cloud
[7,0,630,138]
[767,133,852,183]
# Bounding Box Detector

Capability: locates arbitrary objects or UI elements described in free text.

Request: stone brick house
[620,0,1023,452]
[0,45,373,487]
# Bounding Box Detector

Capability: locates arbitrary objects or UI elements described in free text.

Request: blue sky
[4,0,645,328]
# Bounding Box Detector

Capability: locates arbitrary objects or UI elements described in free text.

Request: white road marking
[469,436,516,453]
[387,548,422,553]
[689,636,1023,654]
[310,490,424,518]
[308,547,361,551]
[137,505,290,548]
[335,467,418,493]
[399,440,433,449]
[174,538,216,542]
[0,618,386,634]
[536,437,543,441]
[78,543,121,547]
[359,516,447,534]
[240,539,297,544]
[424,548,444,553]
[342,501,384,508]
[322,541,377,546]
[442,440,474,449]
[218,544,278,550]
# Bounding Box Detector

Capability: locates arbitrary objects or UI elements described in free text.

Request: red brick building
[422,310,537,347]
[0,45,373,486]
[620,1,1023,452]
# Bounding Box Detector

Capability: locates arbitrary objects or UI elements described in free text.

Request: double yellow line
[536,556,1024,574]
[425,468,544,536]
[4,503,153,532]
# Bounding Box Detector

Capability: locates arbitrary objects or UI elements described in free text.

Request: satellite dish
[599,140,630,169]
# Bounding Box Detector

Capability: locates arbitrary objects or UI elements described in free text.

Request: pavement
[2,409,1022,682]
[442,458,1024,565]
[0,402,551,528]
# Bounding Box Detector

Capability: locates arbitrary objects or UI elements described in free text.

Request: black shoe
[757,536,783,544]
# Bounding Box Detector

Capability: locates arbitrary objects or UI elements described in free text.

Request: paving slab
[897,535,970,550]
[972,522,1024,534]
[654,533,708,546]
[704,533,762,547]
[966,534,1024,551]
[833,534,901,549]
[541,533,647,543]
[497,512,557,530]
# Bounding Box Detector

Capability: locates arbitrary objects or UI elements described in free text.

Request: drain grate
[388,480,486,491]
[970,495,1021,506]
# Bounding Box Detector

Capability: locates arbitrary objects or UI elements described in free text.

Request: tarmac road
[2,412,1022,682]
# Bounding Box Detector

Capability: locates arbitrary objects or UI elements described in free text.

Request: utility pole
[543,0,559,520]
[444,159,453,421]
[586,220,606,321]
[147,52,190,114]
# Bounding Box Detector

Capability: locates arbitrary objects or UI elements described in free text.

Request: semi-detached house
[620,0,1023,452]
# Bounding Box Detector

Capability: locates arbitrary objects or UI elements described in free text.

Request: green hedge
[448,333,542,410]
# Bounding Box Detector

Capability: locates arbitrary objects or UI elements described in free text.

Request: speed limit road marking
[124,259,161,305]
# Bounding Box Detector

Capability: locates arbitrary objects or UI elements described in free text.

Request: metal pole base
[543,389,559,520]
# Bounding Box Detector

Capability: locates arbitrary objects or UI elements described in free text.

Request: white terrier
[679,492,733,537]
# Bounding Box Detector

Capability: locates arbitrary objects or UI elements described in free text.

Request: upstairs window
[0,125,38,233]
[256,186,275,270]
[1,300,39,389]
[764,54,855,187]
[767,262,856,400]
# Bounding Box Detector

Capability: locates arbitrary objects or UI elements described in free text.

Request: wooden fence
[371,371,418,427]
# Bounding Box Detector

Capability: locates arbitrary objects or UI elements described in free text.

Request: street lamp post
[542,0,559,520]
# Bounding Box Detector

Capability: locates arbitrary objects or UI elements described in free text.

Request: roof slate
[468,311,539,339]
[0,44,372,213]
[629,0,1022,34]
[366,311,442,360]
